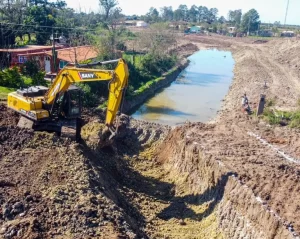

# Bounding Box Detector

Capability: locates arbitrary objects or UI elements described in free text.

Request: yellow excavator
[7,58,129,142]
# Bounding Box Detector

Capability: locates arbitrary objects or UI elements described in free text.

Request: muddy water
[132,49,234,125]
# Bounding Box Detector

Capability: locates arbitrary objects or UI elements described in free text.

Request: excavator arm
[44,58,129,126]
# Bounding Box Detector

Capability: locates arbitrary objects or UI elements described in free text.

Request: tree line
[0,0,123,48]
[142,5,262,34]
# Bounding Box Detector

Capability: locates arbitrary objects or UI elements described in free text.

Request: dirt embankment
[153,35,300,238]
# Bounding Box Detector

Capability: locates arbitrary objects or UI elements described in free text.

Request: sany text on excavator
[7,58,129,143]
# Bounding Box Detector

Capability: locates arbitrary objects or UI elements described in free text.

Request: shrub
[0,67,23,88]
[140,53,176,76]
[289,111,300,128]
[32,71,47,86]
[20,60,47,86]
[21,60,40,76]
[77,83,98,107]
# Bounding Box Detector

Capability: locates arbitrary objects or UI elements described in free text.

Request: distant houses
[0,45,65,70]
[0,45,98,74]
[281,31,295,37]
[136,21,148,27]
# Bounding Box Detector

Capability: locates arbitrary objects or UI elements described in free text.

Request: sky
[64,0,300,25]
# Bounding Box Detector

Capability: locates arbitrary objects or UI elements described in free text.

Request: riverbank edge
[122,59,190,114]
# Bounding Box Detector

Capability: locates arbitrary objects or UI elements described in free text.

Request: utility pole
[247,17,251,36]
[284,0,290,26]
[51,30,58,74]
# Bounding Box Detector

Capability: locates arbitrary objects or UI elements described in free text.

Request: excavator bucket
[97,114,130,148]
[81,114,129,149]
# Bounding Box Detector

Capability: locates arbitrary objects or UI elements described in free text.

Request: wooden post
[257,94,266,116]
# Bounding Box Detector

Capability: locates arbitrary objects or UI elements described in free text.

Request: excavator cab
[57,85,82,119]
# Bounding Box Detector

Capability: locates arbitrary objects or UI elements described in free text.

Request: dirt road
[1,35,300,239]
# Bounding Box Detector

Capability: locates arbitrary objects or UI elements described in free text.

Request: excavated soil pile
[0,104,19,126]
[0,130,145,238]
[0,106,171,239]
[0,127,33,158]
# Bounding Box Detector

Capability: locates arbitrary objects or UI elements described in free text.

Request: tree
[0,0,27,47]
[99,0,118,20]
[228,9,242,27]
[198,6,209,23]
[138,23,176,57]
[160,6,173,21]
[24,5,56,44]
[178,5,188,20]
[207,8,218,23]
[241,9,260,34]
[274,21,281,27]
[146,7,159,22]
[218,16,226,24]
[23,0,68,45]
[188,5,198,23]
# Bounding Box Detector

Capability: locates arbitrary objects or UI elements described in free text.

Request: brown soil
[0,104,19,126]
[1,35,300,239]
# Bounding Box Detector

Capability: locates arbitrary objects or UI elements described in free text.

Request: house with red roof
[0,45,99,75]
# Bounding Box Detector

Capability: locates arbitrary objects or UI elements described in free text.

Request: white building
[136,21,148,27]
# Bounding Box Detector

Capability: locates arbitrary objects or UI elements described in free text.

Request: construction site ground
[1,35,300,239]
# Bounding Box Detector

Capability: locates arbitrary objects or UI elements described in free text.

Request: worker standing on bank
[241,93,250,113]
[241,93,248,107]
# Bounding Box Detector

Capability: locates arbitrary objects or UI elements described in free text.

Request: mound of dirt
[0,132,147,238]
[0,116,170,239]
[0,126,33,158]
[0,104,19,126]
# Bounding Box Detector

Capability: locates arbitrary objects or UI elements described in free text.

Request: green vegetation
[240,9,260,33]
[262,108,300,128]
[0,60,47,96]
[79,22,178,107]
[0,86,15,100]
[83,52,177,108]
[122,53,143,68]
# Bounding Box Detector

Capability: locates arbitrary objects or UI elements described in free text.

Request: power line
[0,22,98,32]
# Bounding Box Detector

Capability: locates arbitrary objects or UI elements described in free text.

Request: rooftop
[45,45,98,63]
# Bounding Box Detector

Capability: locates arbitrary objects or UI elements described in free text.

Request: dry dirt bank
[156,35,300,238]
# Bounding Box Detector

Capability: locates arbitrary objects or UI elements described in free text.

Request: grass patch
[262,108,300,127]
[133,77,165,96]
[0,86,15,99]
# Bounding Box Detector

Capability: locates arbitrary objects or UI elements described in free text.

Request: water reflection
[132,49,234,125]
[137,105,196,117]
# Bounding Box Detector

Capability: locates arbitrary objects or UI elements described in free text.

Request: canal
[132,49,235,125]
